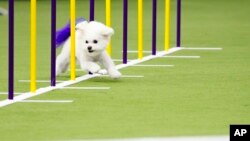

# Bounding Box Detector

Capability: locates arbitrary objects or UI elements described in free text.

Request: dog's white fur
[56,21,121,78]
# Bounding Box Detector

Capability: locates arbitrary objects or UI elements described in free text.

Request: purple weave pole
[51,0,56,86]
[8,0,14,100]
[89,0,95,74]
[89,0,95,21]
[152,0,157,55]
[177,0,181,47]
[89,0,94,74]
[123,0,128,64]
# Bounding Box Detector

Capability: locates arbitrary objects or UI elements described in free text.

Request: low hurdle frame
[7,0,182,100]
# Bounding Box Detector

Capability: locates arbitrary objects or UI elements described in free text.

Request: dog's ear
[76,21,88,34]
[102,26,114,39]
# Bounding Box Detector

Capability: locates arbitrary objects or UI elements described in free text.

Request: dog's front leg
[56,43,70,76]
[56,54,70,76]
[99,52,121,78]
[87,62,101,74]
[79,61,101,74]
[78,55,101,74]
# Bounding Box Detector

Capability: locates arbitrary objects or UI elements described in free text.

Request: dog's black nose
[87,46,92,50]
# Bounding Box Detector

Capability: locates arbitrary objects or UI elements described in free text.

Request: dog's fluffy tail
[56,18,86,48]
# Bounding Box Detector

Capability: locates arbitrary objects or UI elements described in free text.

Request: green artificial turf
[0,0,250,141]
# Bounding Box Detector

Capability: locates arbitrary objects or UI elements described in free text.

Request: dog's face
[76,21,114,57]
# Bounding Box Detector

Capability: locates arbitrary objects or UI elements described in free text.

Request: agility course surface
[0,0,250,141]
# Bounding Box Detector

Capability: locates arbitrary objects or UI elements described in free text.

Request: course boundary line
[0,47,182,108]
[99,75,144,78]
[59,87,110,90]
[67,135,228,141]
[132,64,174,67]
[182,47,223,50]
[160,55,200,58]
[126,47,222,53]
[19,100,73,103]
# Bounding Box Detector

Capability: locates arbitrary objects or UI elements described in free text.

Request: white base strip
[99,75,144,78]
[132,64,174,67]
[161,55,200,59]
[0,92,23,95]
[19,100,73,103]
[0,47,182,108]
[182,47,222,50]
[115,47,182,70]
[59,87,110,90]
[113,59,131,62]
[19,80,65,83]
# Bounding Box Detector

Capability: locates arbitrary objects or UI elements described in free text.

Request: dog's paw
[98,69,107,75]
[108,69,122,79]
[88,62,101,73]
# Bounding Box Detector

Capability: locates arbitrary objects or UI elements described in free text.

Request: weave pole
[51,0,56,86]
[152,0,157,55]
[70,0,76,80]
[138,0,143,59]
[30,0,37,92]
[88,0,95,75]
[123,0,128,64]
[106,0,112,56]
[164,0,170,51]
[89,0,95,21]
[176,0,181,47]
[8,0,14,100]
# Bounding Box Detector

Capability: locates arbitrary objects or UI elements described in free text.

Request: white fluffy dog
[56,21,121,78]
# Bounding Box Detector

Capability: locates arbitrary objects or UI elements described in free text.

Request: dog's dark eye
[85,40,89,44]
[93,40,98,44]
